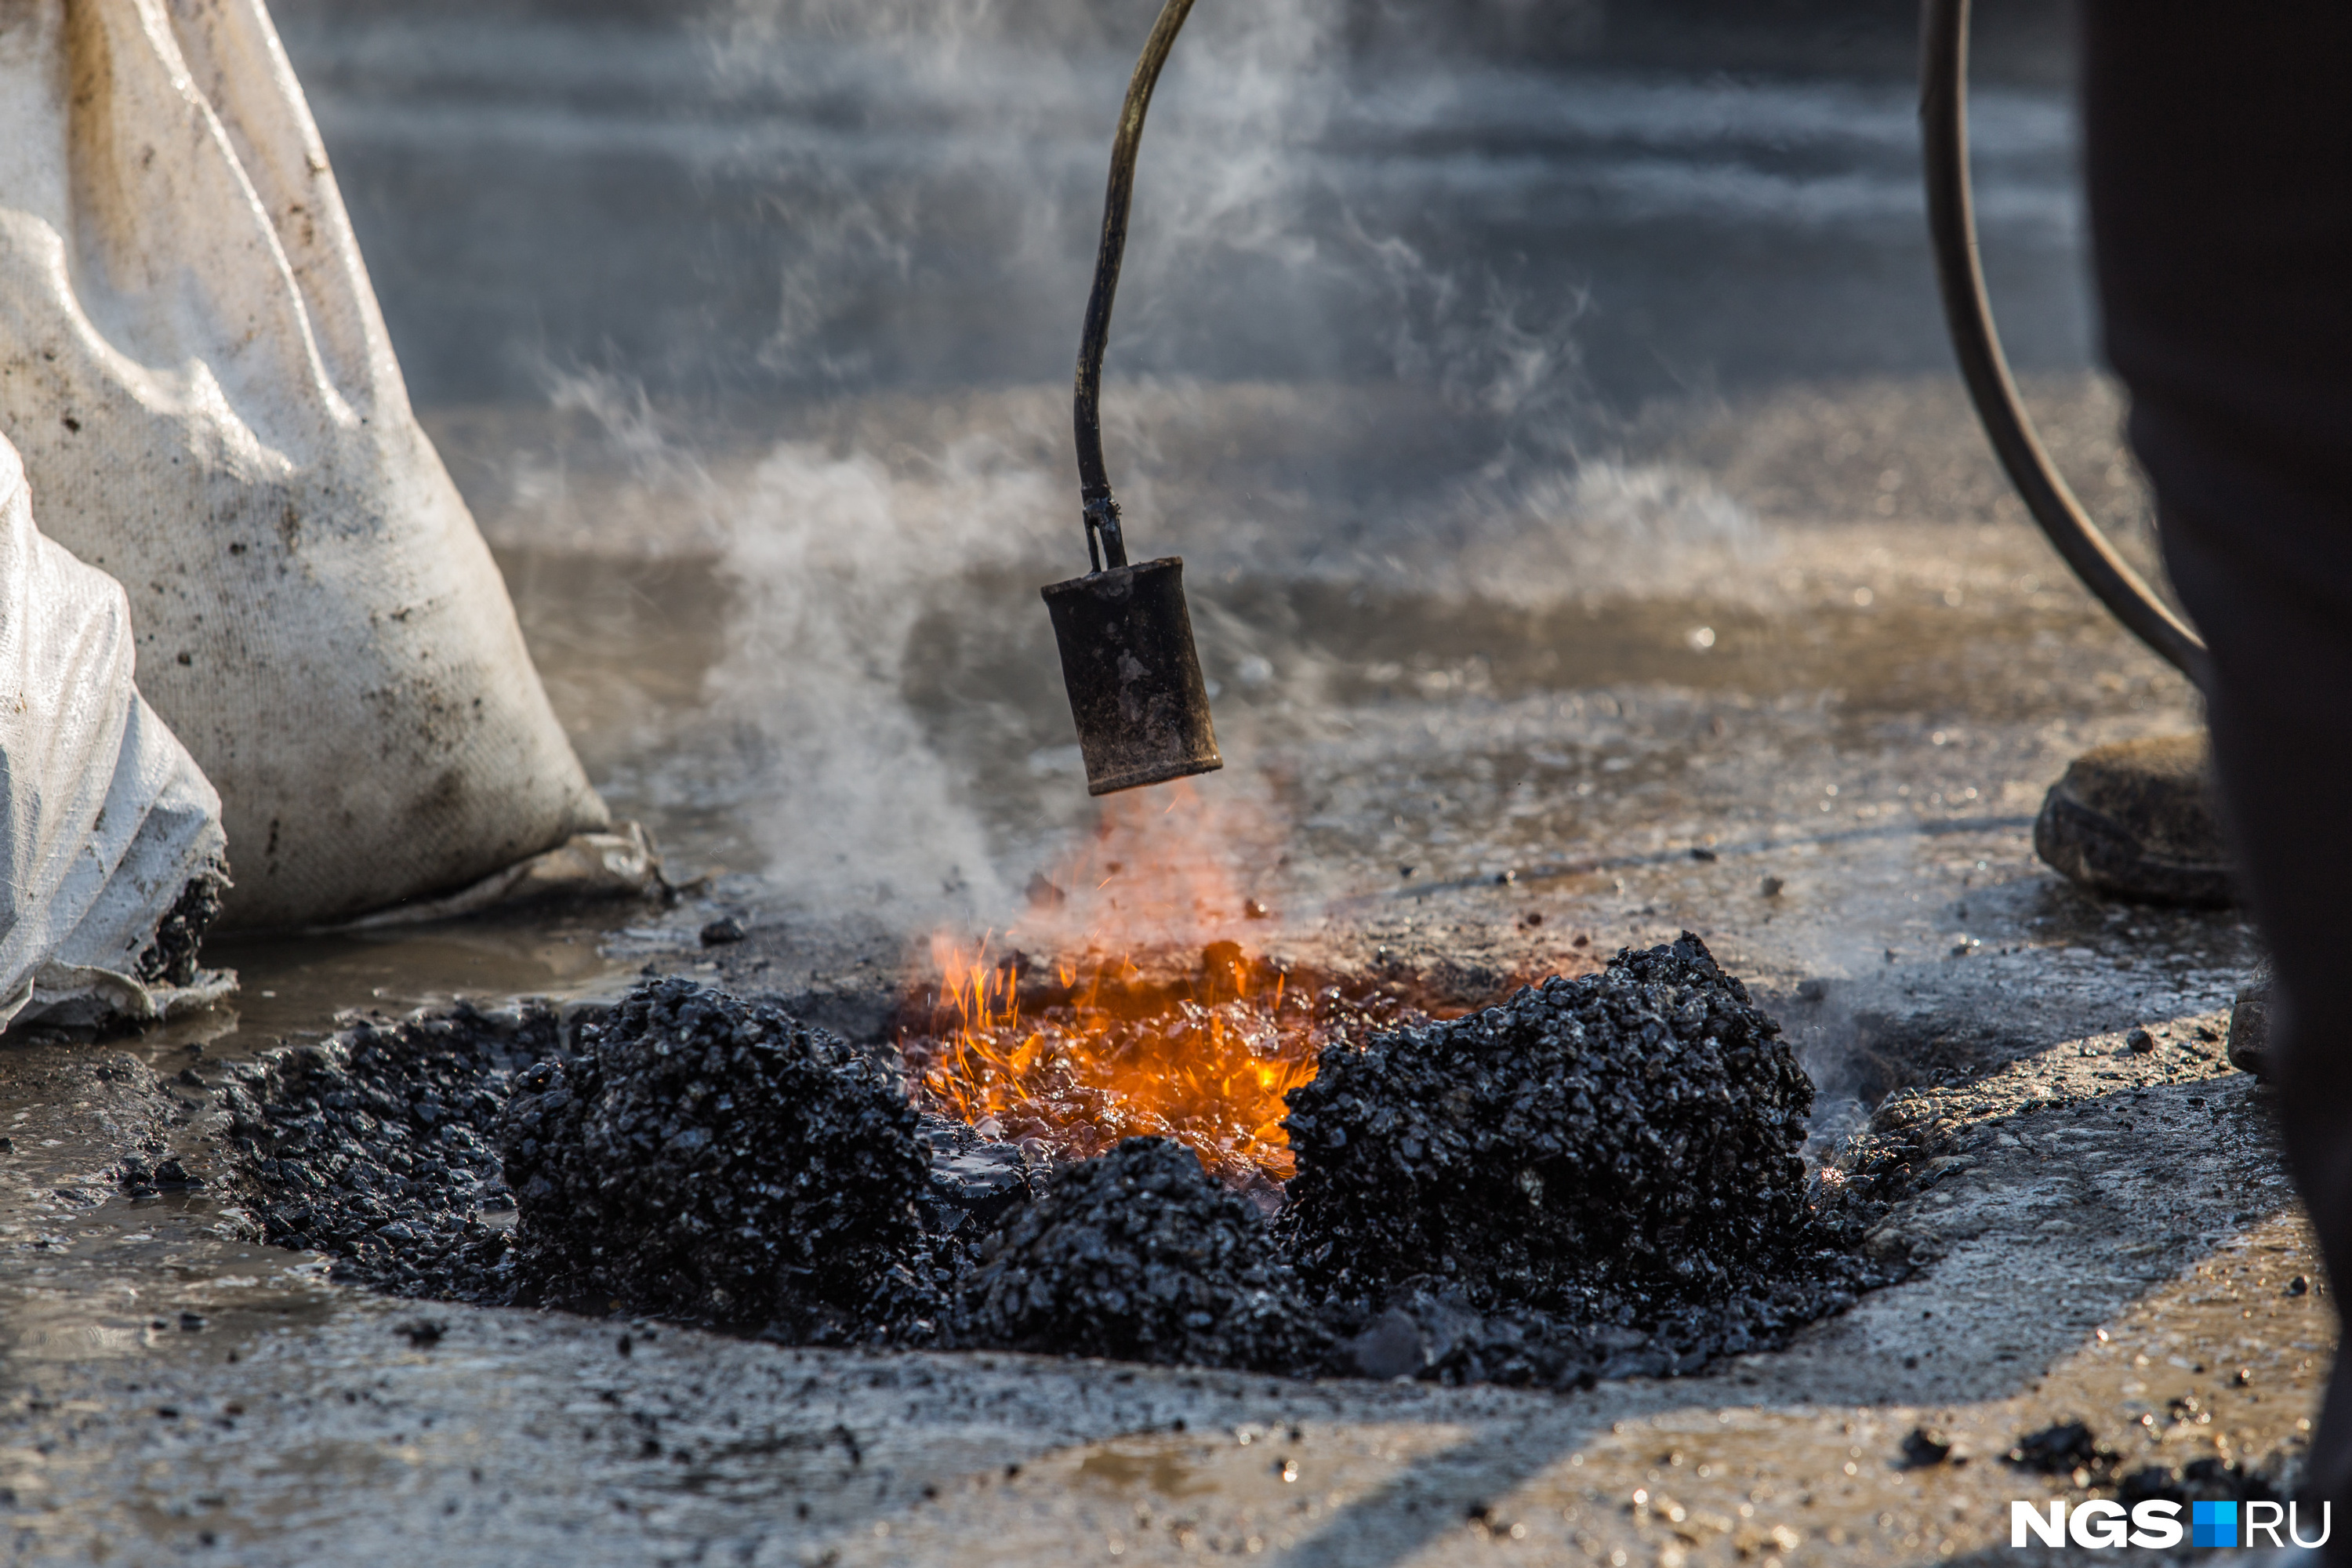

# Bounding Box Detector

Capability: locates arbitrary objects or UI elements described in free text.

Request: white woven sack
[0,0,608,930]
[0,430,230,1031]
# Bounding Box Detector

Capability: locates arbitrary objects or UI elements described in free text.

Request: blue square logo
[2194,1500,2239,1548]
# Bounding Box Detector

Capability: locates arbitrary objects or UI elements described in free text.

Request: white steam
[539,0,1768,913]
[706,435,1061,915]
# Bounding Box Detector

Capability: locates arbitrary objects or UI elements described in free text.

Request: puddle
[0,1191,346,1369]
[858,1421,1480,1563]
[1078,1442,1229,1501]
[124,914,650,1071]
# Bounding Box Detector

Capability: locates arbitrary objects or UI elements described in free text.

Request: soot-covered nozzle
[1044,556,1221,796]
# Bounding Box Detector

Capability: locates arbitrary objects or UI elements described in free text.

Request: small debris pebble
[1900,1426,1956,1468]
[118,1153,205,1192]
[2005,1419,2112,1478]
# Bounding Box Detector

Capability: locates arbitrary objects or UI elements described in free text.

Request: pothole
[216,935,1899,1388]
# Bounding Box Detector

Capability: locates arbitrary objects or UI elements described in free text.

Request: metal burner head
[1042,556,1221,796]
[1040,0,1225,799]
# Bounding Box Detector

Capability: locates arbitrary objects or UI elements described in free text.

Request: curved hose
[1920,0,2209,688]
[1072,0,1197,573]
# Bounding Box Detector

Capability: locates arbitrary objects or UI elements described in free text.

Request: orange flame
[916,934,1323,1182]
[903,781,1425,1185]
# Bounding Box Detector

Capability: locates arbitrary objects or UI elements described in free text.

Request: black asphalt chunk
[1282,932,1823,1317]
[951,1136,1328,1371]
[1900,1426,1956,1468]
[216,1001,556,1301]
[2005,1419,2111,1476]
[494,978,936,1341]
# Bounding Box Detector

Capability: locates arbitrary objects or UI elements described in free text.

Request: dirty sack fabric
[0,432,230,1031]
[0,0,609,930]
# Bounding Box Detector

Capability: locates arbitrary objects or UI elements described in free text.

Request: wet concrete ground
[0,883,2306,1567]
[0,369,2316,1566]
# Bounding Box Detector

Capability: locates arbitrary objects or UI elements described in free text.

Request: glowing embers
[904,940,1427,1187]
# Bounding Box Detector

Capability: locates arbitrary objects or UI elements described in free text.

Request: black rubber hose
[1072,0,1198,573]
[1920,0,2210,688]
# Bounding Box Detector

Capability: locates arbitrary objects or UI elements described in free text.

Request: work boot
[2229,960,2273,1080]
[2034,733,2235,906]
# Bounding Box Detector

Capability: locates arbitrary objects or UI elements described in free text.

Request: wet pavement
[2,407,2303,1561]
[0,978,2310,1566]
[0,4,2321,1563]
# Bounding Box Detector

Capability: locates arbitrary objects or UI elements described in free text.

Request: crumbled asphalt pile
[952,1136,1328,1371]
[2000,1421,2296,1510]
[495,978,938,1341]
[1283,933,1838,1318]
[229,944,1876,1385]
[216,1003,561,1299]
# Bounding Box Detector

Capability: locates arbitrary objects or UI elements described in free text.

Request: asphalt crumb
[953,1135,1329,1370]
[495,978,937,1341]
[216,1002,554,1299]
[135,862,230,988]
[2005,1417,2115,1479]
[1283,932,1871,1367]
[227,939,1879,1385]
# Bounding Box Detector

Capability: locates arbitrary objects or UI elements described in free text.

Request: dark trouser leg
[2165,496,2352,1534]
[2082,0,2352,1534]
